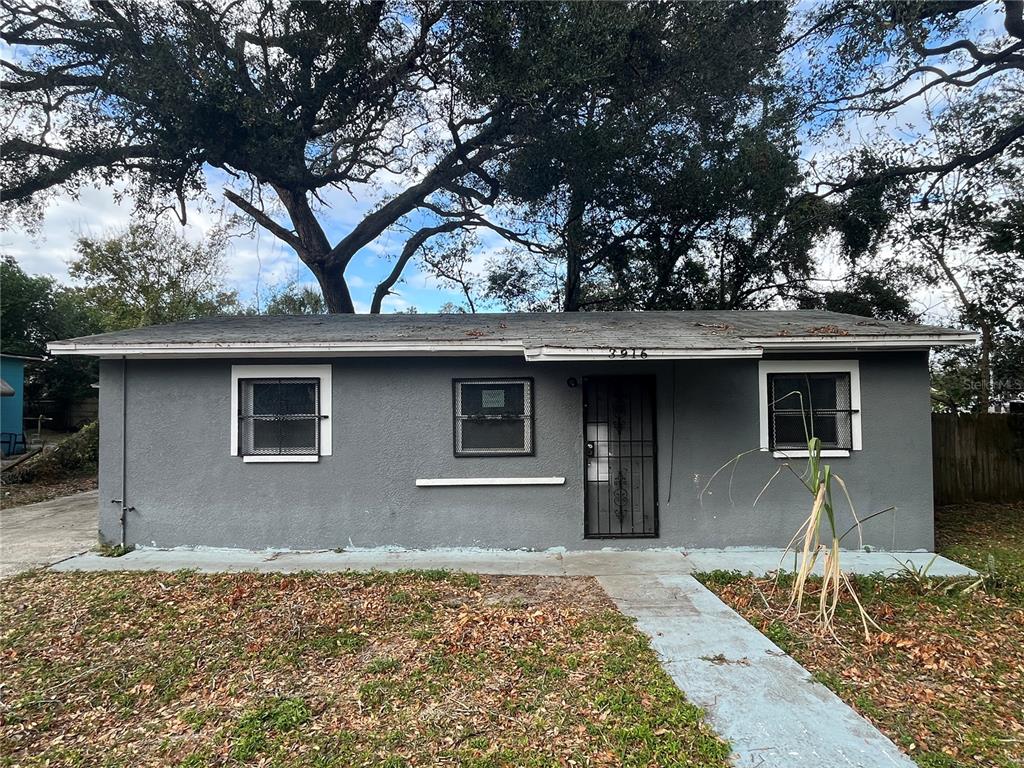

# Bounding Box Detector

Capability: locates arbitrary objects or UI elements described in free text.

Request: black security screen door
[583,376,658,538]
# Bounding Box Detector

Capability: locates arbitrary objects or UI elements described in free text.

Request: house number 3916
[608,348,648,359]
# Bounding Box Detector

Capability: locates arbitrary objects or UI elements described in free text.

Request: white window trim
[758,360,861,458]
[230,364,332,462]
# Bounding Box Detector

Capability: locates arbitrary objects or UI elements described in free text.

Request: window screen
[453,378,533,456]
[767,372,854,451]
[239,378,320,456]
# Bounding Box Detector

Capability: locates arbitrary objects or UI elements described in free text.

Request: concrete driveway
[0,490,98,578]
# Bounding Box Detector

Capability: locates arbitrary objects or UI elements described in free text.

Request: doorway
[582,376,658,538]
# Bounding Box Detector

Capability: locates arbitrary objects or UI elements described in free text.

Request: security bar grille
[768,372,854,451]
[239,378,321,456]
[453,378,534,456]
[583,376,658,539]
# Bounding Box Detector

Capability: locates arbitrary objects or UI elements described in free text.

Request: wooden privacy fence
[933,413,1024,504]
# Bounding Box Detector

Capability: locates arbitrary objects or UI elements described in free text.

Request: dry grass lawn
[0,569,729,768]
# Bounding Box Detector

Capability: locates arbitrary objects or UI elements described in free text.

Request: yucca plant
[782,436,880,640]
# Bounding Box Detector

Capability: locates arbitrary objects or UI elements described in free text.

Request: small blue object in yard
[1,354,36,456]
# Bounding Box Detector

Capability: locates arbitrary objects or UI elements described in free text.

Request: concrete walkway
[0,490,98,578]
[600,574,916,768]
[50,545,976,578]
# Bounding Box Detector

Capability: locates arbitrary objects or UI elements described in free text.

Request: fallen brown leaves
[0,474,97,509]
[705,575,1024,768]
[0,570,728,767]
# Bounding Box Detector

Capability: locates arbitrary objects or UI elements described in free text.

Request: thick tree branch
[821,117,1024,195]
[1,139,157,200]
[370,220,467,313]
[222,188,302,251]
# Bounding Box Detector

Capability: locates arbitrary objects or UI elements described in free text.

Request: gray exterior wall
[98,351,934,551]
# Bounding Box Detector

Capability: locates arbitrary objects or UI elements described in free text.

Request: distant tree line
[0,225,325,424]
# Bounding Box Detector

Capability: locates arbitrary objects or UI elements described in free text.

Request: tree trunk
[563,188,587,312]
[272,187,356,313]
[308,260,355,313]
[978,323,993,412]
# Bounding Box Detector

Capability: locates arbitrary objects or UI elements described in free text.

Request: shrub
[6,421,98,483]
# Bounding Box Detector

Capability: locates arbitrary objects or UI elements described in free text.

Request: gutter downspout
[110,356,132,548]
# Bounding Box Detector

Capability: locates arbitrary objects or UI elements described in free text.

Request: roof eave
[748,333,977,350]
[48,331,978,359]
[46,340,526,358]
[523,345,761,361]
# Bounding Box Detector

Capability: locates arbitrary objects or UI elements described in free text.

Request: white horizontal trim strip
[243,454,320,463]
[416,477,566,487]
[769,450,851,459]
[523,346,762,361]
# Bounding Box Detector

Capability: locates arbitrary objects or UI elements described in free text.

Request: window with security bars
[239,378,321,456]
[453,378,533,456]
[767,372,854,451]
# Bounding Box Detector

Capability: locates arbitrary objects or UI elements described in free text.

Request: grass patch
[231,697,311,760]
[697,501,1024,768]
[935,501,1024,589]
[0,570,728,767]
[95,543,134,558]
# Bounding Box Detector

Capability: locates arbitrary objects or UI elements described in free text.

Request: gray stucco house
[49,310,974,552]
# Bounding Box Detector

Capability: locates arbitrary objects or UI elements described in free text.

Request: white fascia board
[523,346,763,361]
[748,333,977,350]
[416,477,566,487]
[47,341,525,358]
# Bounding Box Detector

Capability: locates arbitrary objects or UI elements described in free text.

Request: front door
[583,376,658,538]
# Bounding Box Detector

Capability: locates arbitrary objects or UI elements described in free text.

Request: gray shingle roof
[48,310,973,358]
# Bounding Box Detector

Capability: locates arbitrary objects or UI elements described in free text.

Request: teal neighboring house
[1,354,37,455]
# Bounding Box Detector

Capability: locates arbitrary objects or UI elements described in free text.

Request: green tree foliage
[929,191,1024,411]
[0,256,67,356]
[69,223,239,330]
[0,257,100,422]
[873,96,1024,412]
[793,3,1023,410]
[262,282,327,316]
[2,223,240,425]
[473,3,879,313]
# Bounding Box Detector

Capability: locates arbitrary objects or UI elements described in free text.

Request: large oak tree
[2,0,736,313]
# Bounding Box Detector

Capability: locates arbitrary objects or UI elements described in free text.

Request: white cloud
[2,185,135,281]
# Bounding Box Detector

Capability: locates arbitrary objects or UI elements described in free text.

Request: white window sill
[768,449,852,459]
[416,477,565,487]
[242,455,320,463]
